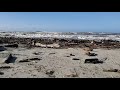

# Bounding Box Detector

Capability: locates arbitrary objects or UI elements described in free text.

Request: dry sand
[0,47,120,78]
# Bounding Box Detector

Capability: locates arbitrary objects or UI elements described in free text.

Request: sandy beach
[0,47,120,78]
[1,12,120,78]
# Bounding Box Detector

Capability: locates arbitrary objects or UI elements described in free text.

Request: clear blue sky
[0,12,120,32]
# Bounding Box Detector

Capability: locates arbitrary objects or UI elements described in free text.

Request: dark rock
[5,54,17,64]
[1,36,120,49]
[84,58,103,64]
[19,59,30,63]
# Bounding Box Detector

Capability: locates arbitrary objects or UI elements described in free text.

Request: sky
[0,12,120,32]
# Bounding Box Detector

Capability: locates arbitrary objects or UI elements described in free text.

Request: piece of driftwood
[33,52,42,55]
[19,58,41,63]
[19,59,30,63]
[29,58,41,60]
[72,58,80,60]
[103,69,119,72]
[0,66,12,69]
[5,44,18,48]
[84,58,103,64]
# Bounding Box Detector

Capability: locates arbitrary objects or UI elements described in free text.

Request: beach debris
[72,58,80,60]
[103,69,120,72]
[86,52,97,56]
[19,58,41,63]
[19,59,30,62]
[4,54,17,64]
[5,44,18,48]
[70,54,75,56]
[0,66,13,69]
[84,58,103,64]
[29,58,41,61]
[0,37,120,49]
[0,71,4,75]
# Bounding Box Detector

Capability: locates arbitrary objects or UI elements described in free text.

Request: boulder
[19,59,30,63]
[29,58,41,61]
